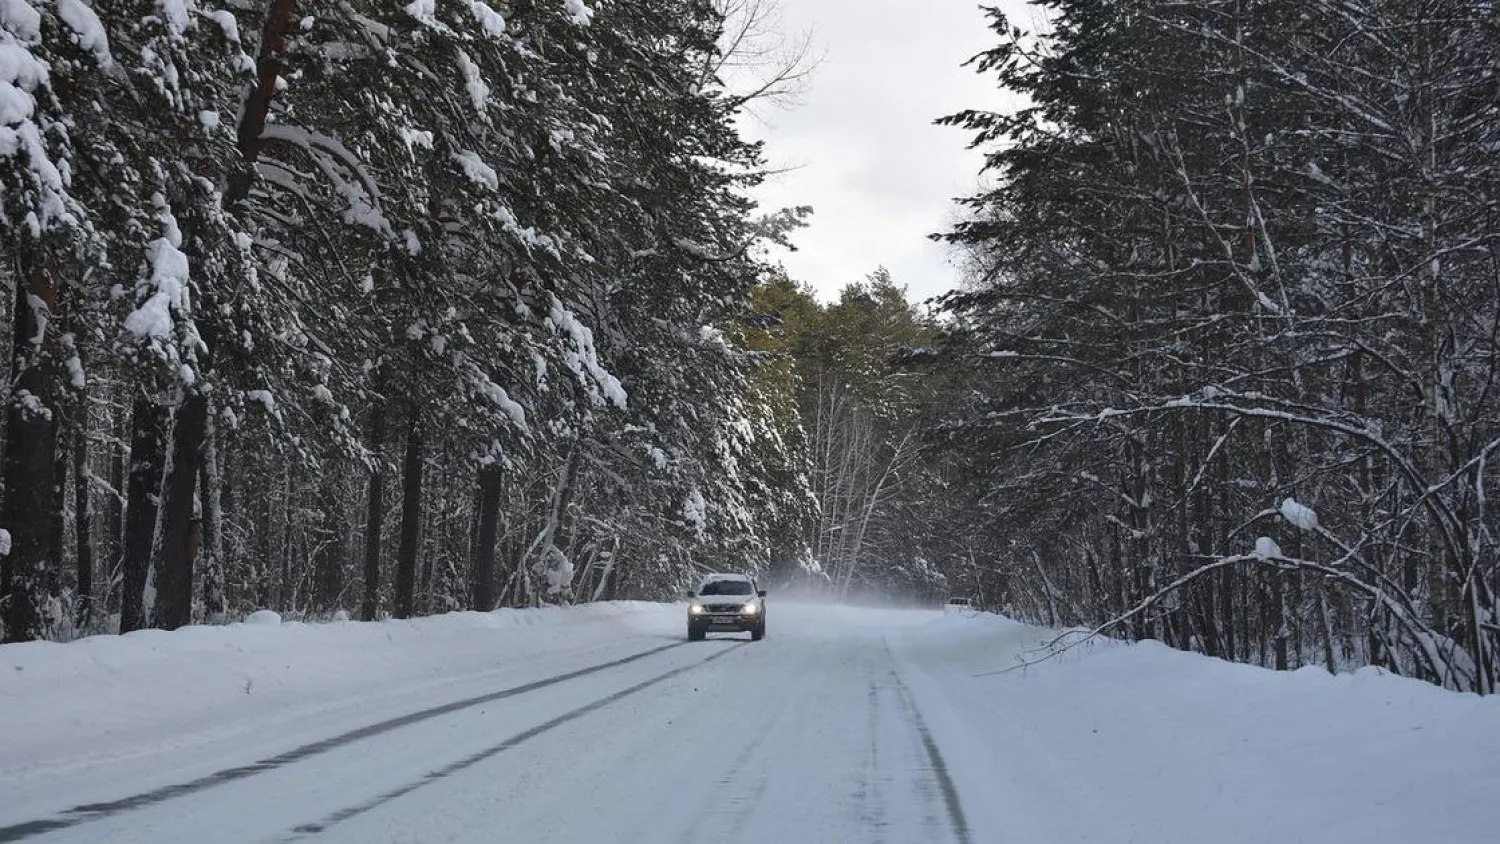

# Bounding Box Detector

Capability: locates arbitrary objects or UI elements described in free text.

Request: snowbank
[890,612,1500,844]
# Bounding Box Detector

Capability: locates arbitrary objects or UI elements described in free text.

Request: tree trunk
[361,400,386,621]
[151,394,207,630]
[256,462,274,609]
[73,395,93,629]
[312,479,344,613]
[105,424,125,610]
[1272,569,1289,671]
[0,287,59,643]
[50,405,67,577]
[590,535,623,604]
[278,464,292,611]
[472,464,502,610]
[420,449,440,614]
[119,398,168,634]
[0,250,13,463]
[199,410,225,623]
[230,0,300,202]
[394,417,423,619]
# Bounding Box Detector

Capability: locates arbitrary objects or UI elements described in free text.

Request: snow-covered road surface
[3,601,1498,843]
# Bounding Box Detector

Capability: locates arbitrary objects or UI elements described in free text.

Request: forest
[0,0,819,641]
[2,0,1498,697]
[936,0,1500,694]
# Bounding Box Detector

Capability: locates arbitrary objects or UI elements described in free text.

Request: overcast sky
[739,0,1031,303]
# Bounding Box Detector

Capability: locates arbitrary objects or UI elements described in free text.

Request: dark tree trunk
[1218,493,1236,662]
[361,401,386,621]
[313,480,344,613]
[1272,569,1289,671]
[1,282,59,643]
[74,396,93,629]
[119,398,168,634]
[278,465,292,611]
[199,412,225,623]
[472,464,503,611]
[105,417,124,611]
[420,450,440,614]
[394,418,423,619]
[256,461,274,609]
[50,406,67,576]
[230,0,299,203]
[151,394,207,630]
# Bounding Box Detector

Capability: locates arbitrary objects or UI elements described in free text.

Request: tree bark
[361,400,386,621]
[278,464,292,611]
[199,410,225,623]
[394,417,423,619]
[119,398,167,634]
[105,423,125,609]
[229,0,300,203]
[73,394,93,629]
[0,284,59,643]
[420,449,441,614]
[256,462,274,609]
[1271,568,1289,671]
[50,406,67,577]
[312,479,344,613]
[151,394,207,630]
[472,464,503,610]
[590,535,622,603]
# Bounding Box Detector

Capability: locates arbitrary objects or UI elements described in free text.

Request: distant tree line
[0,0,815,642]
[742,270,959,604]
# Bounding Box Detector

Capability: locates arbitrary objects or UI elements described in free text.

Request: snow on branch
[467,1,506,38]
[562,0,594,26]
[452,150,500,191]
[546,298,626,409]
[56,0,113,66]
[1280,498,1319,531]
[259,124,391,236]
[158,0,192,36]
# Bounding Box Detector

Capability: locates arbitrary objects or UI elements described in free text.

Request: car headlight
[690,603,705,615]
[742,603,759,615]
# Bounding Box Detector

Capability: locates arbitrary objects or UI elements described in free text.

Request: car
[686,573,767,641]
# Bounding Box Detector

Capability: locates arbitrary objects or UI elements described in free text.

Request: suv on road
[687,574,766,641]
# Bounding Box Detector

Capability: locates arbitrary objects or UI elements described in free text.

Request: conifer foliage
[938,0,1500,693]
[0,0,809,640]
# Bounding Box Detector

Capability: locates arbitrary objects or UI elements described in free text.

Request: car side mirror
[757,590,767,598]
[685,591,695,599]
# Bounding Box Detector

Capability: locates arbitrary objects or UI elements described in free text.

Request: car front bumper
[690,613,761,631]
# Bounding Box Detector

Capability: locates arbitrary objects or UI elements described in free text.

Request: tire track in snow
[663,641,822,844]
[0,640,692,843]
[856,671,890,843]
[665,719,775,844]
[884,641,973,844]
[283,642,750,840]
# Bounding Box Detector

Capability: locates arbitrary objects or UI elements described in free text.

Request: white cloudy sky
[739,0,1033,303]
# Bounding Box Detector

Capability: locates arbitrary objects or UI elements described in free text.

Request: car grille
[706,603,742,613]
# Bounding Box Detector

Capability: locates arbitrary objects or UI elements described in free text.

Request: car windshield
[699,580,753,596]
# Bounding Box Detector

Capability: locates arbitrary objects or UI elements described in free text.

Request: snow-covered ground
[1,601,1496,843]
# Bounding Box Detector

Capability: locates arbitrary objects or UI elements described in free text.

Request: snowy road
[1,605,974,844]
[3,601,1498,843]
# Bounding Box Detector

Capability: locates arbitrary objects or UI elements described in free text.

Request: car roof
[701,572,752,582]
